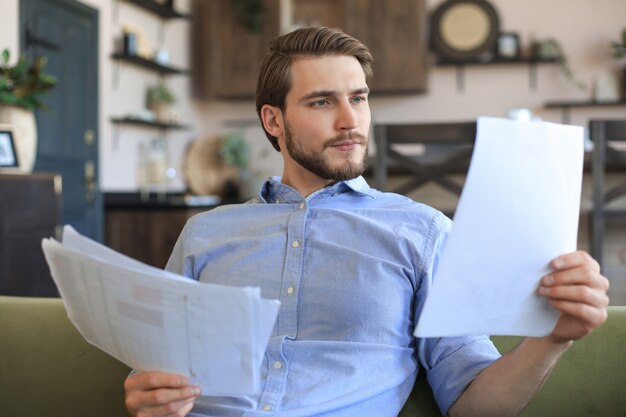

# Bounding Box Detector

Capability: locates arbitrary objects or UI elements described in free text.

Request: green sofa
[1,296,625,417]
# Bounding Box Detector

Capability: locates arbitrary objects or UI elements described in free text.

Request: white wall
[1,0,198,191]
[2,0,626,191]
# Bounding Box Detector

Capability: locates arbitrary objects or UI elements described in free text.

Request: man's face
[278,55,371,185]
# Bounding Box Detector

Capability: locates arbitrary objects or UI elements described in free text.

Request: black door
[20,0,102,241]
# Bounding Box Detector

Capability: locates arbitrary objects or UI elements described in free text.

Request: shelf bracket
[113,124,120,151]
[158,19,165,47]
[528,62,538,91]
[455,64,465,93]
[561,106,572,124]
[113,61,121,90]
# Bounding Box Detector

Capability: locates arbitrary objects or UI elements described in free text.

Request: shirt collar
[258,176,376,204]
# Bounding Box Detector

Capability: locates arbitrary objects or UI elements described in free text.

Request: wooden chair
[589,119,626,270]
[373,122,476,198]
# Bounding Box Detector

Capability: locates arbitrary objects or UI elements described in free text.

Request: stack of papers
[415,117,584,338]
[42,226,280,396]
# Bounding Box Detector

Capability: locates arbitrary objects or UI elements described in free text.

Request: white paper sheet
[42,226,280,396]
[415,117,584,338]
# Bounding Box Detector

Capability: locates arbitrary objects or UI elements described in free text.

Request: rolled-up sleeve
[419,336,500,415]
[414,211,501,415]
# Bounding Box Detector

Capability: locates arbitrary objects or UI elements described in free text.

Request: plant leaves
[0,49,57,110]
[1,49,9,66]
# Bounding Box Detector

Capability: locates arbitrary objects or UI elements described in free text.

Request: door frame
[19,0,102,241]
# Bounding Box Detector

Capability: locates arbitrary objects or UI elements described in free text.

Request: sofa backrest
[2,296,624,417]
[401,306,626,416]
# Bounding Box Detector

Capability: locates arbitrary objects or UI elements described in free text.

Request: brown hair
[256,26,373,151]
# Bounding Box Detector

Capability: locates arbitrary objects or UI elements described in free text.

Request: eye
[310,99,330,107]
[351,96,367,104]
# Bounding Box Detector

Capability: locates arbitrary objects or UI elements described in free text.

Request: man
[124,27,609,417]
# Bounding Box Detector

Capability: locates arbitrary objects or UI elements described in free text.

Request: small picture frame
[497,32,520,60]
[0,125,19,168]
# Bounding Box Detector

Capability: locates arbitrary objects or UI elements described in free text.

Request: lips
[332,140,358,150]
[323,132,367,153]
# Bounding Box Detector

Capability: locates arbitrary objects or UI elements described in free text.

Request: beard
[284,121,368,181]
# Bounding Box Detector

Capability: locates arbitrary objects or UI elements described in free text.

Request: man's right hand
[124,371,201,417]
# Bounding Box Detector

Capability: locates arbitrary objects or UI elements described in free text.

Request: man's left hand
[538,251,610,344]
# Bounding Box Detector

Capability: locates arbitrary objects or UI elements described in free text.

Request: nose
[335,100,359,131]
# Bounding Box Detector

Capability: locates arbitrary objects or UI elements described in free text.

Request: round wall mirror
[430,0,500,62]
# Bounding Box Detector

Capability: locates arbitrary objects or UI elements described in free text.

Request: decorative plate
[181,135,239,196]
[430,0,500,62]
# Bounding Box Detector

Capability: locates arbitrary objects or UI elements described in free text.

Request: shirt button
[286,286,294,294]
[299,202,305,209]
[273,361,282,369]
[292,240,300,248]
[262,405,272,412]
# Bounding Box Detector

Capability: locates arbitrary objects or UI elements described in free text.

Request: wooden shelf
[545,100,626,123]
[111,117,189,130]
[545,99,626,108]
[436,57,559,67]
[436,57,559,92]
[121,0,189,19]
[111,52,188,75]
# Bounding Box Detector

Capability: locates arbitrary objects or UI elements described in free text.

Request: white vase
[0,104,38,173]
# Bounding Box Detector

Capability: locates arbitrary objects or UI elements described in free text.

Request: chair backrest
[0,296,131,417]
[373,122,476,201]
[588,119,626,270]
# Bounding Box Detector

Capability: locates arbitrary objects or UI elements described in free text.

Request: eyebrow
[298,87,370,103]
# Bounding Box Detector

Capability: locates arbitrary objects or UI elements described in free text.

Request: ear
[260,104,284,138]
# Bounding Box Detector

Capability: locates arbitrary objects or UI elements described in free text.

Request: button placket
[254,337,291,416]
[279,203,306,338]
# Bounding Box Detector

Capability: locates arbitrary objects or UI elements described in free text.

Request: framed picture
[0,125,19,168]
[497,32,521,60]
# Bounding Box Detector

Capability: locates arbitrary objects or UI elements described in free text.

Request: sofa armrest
[0,296,131,417]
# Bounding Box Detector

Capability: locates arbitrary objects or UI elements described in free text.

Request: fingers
[547,299,608,329]
[125,372,201,417]
[539,284,610,308]
[130,384,200,407]
[131,396,196,417]
[125,372,190,391]
[542,251,609,292]
[538,251,610,344]
[124,372,189,390]
[549,251,600,274]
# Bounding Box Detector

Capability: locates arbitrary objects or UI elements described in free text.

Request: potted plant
[0,48,57,172]
[532,38,587,91]
[220,131,250,171]
[231,0,265,34]
[220,131,259,199]
[610,28,626,99]
[610,28,626,58]
[145,80,176,122]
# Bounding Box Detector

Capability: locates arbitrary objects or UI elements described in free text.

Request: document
[415,117,584,338]
[42,226,280,396]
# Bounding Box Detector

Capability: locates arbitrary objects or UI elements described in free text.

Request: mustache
[324,132,368,148]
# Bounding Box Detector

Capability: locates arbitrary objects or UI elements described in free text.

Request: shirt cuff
[426,338,500,416]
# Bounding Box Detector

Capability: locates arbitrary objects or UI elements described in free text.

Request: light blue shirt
[166,176,500,417]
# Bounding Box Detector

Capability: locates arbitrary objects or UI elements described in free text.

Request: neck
[281,168,335,198]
